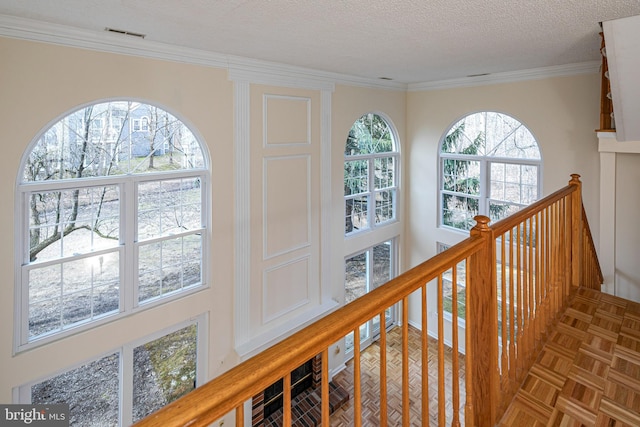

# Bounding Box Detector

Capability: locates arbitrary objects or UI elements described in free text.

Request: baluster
[528,217,535,363]
[550,202,557,321]
[437,275,446,426]
[500,234,509,396]
[282,372,291,427]
[516,223,523,381]
[354,326,362,427]
[402,297,410,426]
[544,206,553,331]
[321,349,329,425]
[522,220,530,367]
[422,284,430,425]
[508,228,516,391]
[380,311,388,426]
[560,197,568,305]
[235,405,243,427]
[464,261,475,427]
[452,264,461,427]
[535,212,543,349]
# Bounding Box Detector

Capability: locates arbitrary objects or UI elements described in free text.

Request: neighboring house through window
[15,100,209,425]
[16,100,208,350]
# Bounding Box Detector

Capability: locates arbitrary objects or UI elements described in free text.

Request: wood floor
[330,326,465,426]
[499,288,640,427]
[328,288,640,426]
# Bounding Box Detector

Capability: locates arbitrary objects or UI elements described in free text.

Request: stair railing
[133,174,601,427]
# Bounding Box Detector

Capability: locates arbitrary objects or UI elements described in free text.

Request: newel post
[468,215,499,426]
[569,174,583,289]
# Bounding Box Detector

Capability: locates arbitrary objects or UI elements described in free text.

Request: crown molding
[0,14,600,92]
[227,56,336,91]
[0,14,231,69]
[227,57,409,91]
[408,61,600,92]
[0,14,406,91]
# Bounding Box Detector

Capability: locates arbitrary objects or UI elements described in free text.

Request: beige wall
[1,34,612,416]
[405,73,602,332]
[0,36,411,408]
[0,37,237,402]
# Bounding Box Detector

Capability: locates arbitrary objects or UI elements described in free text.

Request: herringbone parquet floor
[330,326,466,426]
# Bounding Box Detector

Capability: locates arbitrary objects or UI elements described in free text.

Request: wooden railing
[134,174,602,427]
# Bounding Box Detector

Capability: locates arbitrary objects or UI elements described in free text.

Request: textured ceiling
[1,0,640,84]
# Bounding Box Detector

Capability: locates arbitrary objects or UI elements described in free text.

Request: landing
[500,288,640,426]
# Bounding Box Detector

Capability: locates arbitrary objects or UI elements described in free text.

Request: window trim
[344,113,400,238]
[344,238,398,356]
[15,313,208,426]
[14,99,211,353]
[438,112,542,232]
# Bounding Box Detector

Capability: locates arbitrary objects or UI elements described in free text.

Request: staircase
[601,14,640,141]
[500,287,640,425]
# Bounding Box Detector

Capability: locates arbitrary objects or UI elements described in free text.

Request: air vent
[105,28,146,39]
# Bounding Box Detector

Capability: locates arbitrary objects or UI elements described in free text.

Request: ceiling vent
[105,28,146,39]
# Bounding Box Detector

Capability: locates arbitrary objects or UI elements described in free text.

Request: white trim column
[598,143,616,295]
[597,131,640,296]
[233,80,251,347]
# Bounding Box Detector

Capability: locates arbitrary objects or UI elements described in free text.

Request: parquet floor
[499,288,640,426]
[330,326,465,426]
[326,288,640,426]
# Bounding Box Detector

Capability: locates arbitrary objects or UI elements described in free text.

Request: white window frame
[439,112,542,232]
[344,113,399,237]
[437,242,467,324]
[15,314,208,426]
[14,100,210,353]
[344,238,398,356]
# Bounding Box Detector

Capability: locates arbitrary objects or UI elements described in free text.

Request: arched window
[344,113,398,235]
[16,100,208,350]
[343,113,399,355]
[440,111,542,231]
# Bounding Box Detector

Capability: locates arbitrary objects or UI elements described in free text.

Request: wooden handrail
[134,174,603,427]
[490,184,575,236]
[134,236,485,427]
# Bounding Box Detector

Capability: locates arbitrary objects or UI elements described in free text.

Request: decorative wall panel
[263,155,311,259]
[263,256,310,323]
[264,95,311,146]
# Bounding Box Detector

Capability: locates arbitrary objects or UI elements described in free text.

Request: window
[344,113,398,235]
[438,242,467,320]
[17,100,207,350]
[20,318,204,426]
[345,240,396,353]
[440,112,541,231]
[132,117,149,132]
